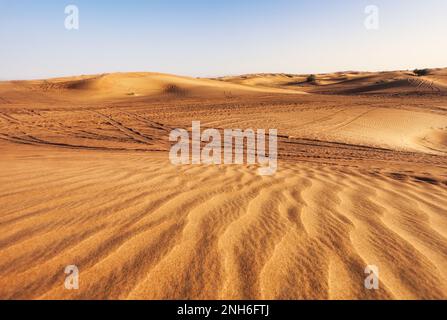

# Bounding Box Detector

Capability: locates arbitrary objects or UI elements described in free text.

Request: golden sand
[0,70,446,299]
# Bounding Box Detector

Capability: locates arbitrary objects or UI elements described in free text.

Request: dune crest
[217,68,447,96]
[0,72,305,107]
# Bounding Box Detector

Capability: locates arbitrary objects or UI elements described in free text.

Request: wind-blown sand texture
[0,70,446,299]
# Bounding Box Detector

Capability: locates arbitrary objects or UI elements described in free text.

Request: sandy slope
[218,68,447,95]
[0,72,304,108]
[0,70,446,300]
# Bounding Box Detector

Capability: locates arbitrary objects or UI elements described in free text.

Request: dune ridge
[0,72,305,108]
[217,68,447,96]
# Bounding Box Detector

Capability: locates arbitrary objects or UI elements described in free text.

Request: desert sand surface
[0,69,446,300]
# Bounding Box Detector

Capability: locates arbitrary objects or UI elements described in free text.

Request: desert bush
[307,74,317,83]
[164,84,186,96]
[414,69,430,76]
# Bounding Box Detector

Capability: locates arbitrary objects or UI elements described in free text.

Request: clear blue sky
[0,0,446,80]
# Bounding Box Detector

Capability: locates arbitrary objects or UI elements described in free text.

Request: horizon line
[2,66,446,82]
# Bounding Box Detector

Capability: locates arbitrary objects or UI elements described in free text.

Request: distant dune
[0,72,304,108]
[0,68,446,299]
[217,68,447,95]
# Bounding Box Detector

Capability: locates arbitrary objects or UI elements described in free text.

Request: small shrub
[414,69,430,76]
[165,84,185,95]
[307,74,317,83]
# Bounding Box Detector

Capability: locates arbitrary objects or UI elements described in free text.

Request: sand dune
[0,72,303,108]
[218,68,447,96]
[0,69,446,300]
